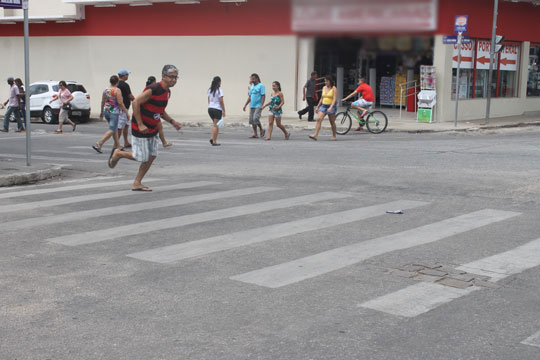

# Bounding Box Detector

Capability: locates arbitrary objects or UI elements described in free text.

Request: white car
[10,81,91,124]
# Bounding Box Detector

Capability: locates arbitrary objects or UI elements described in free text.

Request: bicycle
[335,103,388,135]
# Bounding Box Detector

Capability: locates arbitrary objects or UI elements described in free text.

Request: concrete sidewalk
[0,160,63,187]
[177,110,540,133]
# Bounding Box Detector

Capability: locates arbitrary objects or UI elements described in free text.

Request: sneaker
[355,126,363,131]
[0,129,8,133]
[297,111,302,120]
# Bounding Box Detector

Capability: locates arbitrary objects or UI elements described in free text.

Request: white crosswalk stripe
[0,181,219,214]
[6,186,279,231]
[521,330,540,348]
[47,192,349,247]
[360,236,540,318]
[230,209,520,288]
[1,153,104,164]
[0,178,161,200]
[127,200,429,263]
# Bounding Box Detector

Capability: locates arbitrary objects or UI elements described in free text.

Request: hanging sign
[292,0,438,33]
[499,45,519,71]
[0,0,22,9]
[452,41,474,69]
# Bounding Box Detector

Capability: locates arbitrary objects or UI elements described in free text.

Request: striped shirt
[132,82,170,138]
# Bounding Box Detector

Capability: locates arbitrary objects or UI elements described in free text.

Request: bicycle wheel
[366,111,388,134]
[335,112,352,135]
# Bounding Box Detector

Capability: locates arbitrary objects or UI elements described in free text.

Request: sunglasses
[165,75,179,80]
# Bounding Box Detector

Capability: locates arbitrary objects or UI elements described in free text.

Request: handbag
[62,103,71,111]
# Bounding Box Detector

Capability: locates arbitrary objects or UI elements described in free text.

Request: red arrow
[500,58,517,66]
[476,56,490,65]
[453,56,473,62]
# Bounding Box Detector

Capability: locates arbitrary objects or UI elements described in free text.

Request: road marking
[0,175,122,192]
[361,282,477,317]
[230,209,520,288]
[0,178,161,200]
[48,192,348,246]
[33,149,98,156]
[127,200,429,263]
[0,181,219,214]
[456,237,540,281]
[360,236,540,318]
[521,330,540,348]
[1,153,103,164]
[6,186,278,231]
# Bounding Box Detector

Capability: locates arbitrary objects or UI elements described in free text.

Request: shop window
[528,43,540,97]
[452,39,521,100]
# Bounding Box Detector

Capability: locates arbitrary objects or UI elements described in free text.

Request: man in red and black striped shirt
[108,65,182,192]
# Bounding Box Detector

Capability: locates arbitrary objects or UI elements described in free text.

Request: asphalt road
[1,120,540,360]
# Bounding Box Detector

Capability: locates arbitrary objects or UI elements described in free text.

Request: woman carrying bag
[50,80,76,134]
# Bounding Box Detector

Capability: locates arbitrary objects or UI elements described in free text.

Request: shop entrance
[314,36,434,108]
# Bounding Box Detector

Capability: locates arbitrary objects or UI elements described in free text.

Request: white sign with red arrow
[452,41,474,69]
[499,44,519,71]
[476,40,497,70]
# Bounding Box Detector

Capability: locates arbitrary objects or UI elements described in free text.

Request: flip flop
[108,148,118,169]
[163,142,173,148]
[308,135,317,141]
[132,187,152,192]
[260,129,266,138]
[123,144,132,149]
[211,143,221,146]
[285,132,291,140]
[249,135,258,138]
[92,144,102,153]
[55,130,63,134]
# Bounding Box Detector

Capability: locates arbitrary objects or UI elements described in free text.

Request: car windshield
[52,85,59,92]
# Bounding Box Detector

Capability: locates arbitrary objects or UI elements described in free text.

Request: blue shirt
[249,83,265,108]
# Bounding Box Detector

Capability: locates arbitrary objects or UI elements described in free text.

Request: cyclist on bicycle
[342,77,374,131]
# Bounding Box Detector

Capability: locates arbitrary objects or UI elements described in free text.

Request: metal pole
[454,32,463,127]
[485,0,499,124]
[23,2,31,166]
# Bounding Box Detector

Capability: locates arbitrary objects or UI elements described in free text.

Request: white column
[433,34,454,122]
[296,37,315,111]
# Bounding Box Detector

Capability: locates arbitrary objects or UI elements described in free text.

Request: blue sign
[443,35,471,45]
[0,0,22,9]
[454,15,468,34]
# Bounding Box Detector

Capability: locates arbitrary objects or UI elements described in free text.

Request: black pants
[298,97,316,121]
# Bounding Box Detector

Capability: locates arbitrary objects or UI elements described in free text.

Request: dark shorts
[208,108,223,121]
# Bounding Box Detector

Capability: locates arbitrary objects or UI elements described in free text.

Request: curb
[0,165,63,187]
[179,120,540,133]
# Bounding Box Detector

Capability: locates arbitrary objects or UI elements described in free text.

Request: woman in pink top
[49,80,76,134]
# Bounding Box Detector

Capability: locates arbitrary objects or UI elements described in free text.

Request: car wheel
[9,112,16,123]
[42,107,58,124]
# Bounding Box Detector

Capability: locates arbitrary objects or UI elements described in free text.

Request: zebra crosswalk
[2,175,539,326]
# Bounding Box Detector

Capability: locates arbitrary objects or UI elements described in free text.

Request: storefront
[1,0,539,122]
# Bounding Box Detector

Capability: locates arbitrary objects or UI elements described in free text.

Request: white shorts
[118,111,129,129]
[131,135,158,162]
[352,99,373,108]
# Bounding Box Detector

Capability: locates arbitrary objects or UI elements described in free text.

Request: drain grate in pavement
[386,263,502,289]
